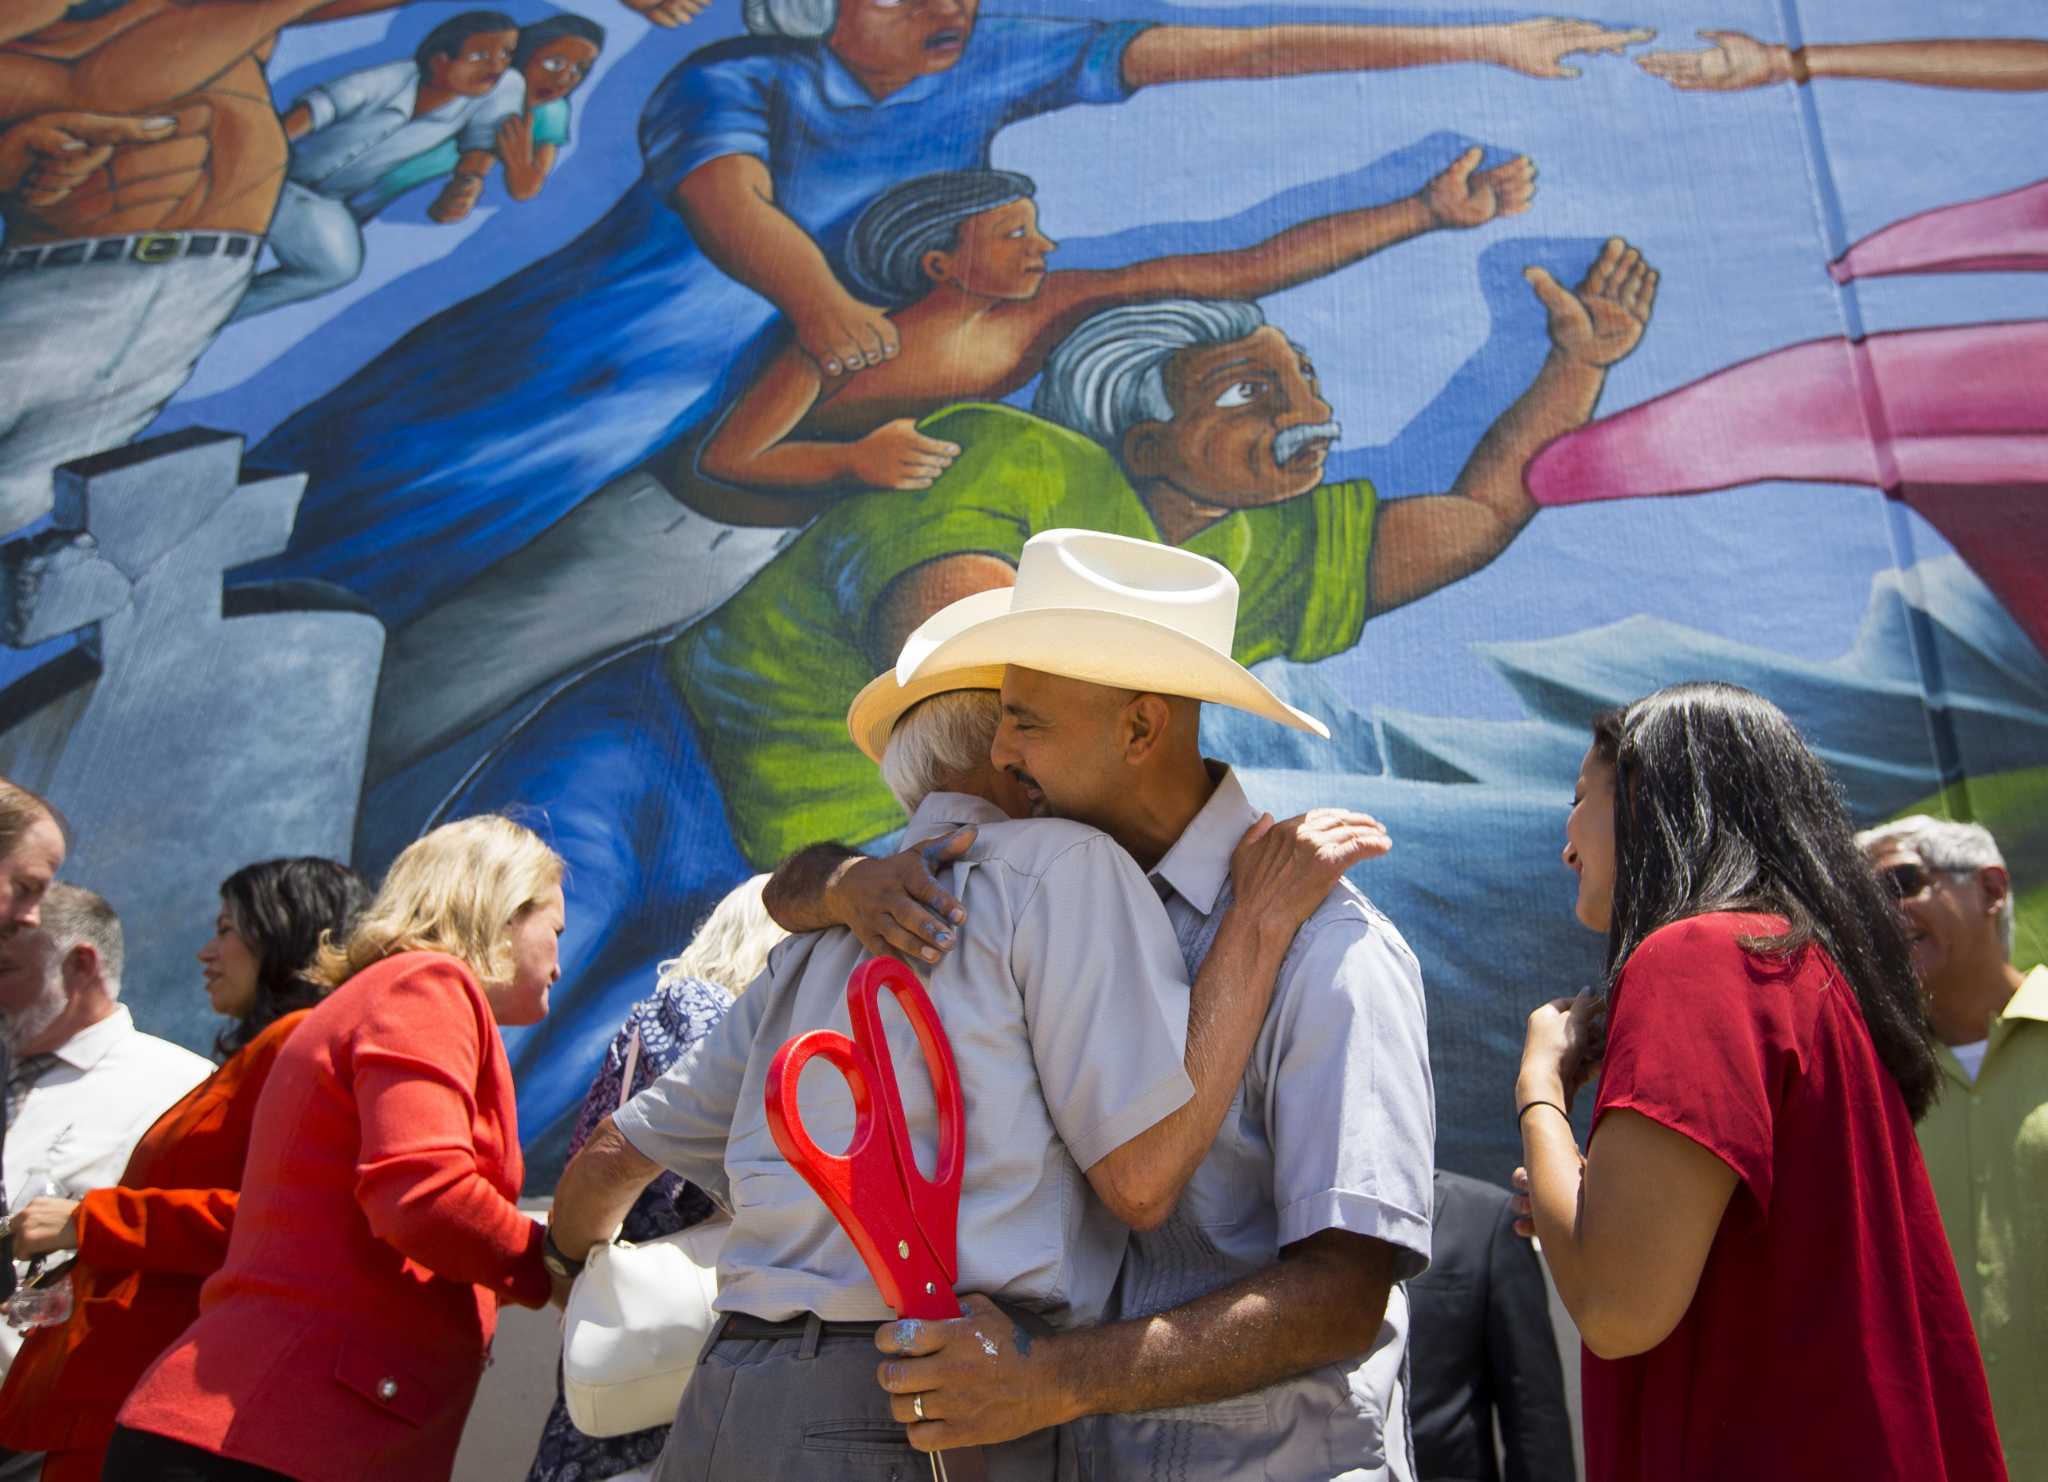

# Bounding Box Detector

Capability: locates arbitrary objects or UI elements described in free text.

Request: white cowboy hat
[884,529,1329,742]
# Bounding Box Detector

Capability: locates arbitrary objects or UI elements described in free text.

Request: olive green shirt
[667,403,1378,865]
[1915,964,2048,1478]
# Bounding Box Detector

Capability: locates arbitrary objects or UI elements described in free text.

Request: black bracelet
[541,1225,586,1280]
[1517,1098,1571,1127]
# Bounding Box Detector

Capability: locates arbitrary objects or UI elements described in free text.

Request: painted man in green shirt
[1859,815,2047,1478]
[446,236,1655,1133]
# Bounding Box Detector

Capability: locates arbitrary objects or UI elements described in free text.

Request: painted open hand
[1528,237,1658,368]
[849,418,961,490]
[1488,17,1656,80]
[1637,30,1792,91]
[496,112,536,173]
[875,1293,1068,1452]
[1422,147,1537,230]
[793,286,900,378]
[618,0,711,26]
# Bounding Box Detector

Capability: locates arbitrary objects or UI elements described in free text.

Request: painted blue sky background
[152,0,2048,739]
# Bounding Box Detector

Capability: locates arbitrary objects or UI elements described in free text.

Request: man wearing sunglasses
[1857,814,2044,1479]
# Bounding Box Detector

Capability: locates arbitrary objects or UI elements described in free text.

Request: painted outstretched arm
[1041,148,1536,324]
[691,349,961,495]
[674,154,899,378]
[1366,237,1656,617]
[1122,16,1652,90]
[1638,32,2048,91]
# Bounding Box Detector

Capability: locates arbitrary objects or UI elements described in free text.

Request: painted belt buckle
[132,232,183,265]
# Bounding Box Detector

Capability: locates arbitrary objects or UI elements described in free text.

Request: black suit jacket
[1407,1170,1574,1482]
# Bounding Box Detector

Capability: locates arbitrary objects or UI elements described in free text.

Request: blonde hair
[311,816,563,990]
[657,874,786,996]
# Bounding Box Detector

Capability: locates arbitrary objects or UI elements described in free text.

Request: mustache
[1272,420,1342,467]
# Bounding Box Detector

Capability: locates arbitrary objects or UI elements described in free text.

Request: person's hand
[1636,30,1792,91]
[1517,988,1604,1111]
[1485,17,1655,79]
[828,828,974,965]
[1228,808,1391,934]
[429,173,485,224]
[1509,1164,1538,1238]
[496,113,536,173]
[1527,237,1657,369]
[0,110,177,206]
[10,1197,79,1258]
[874,1294,1070,1451]
[1420,147,1536,230]
[846,418,961,490]
[789,285,899,378]
[618,0,710,26]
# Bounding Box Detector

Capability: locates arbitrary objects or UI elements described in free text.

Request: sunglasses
[1877,861,1944,901]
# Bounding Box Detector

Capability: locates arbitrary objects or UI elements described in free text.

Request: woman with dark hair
[0,857,365,1482]
[1514,682,2004,1481]
[684,148,1535,502]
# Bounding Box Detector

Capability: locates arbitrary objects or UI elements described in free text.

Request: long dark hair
[214,857,369,1060]
[1592,682,1939,1120]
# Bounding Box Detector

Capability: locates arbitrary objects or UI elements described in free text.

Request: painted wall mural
[1,0,2042,1183]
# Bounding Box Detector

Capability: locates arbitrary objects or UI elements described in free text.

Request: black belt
[713,1312,882,1345]
[0,231,261,273]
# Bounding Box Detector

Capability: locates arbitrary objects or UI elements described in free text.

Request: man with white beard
[0,884,207,1375]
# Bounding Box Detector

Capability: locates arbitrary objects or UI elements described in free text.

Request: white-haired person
[111,816,568,1482]
[526,876,786,1482]
[1857,814,2044,1477]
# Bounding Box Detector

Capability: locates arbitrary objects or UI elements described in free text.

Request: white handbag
[561,1031,729,1438]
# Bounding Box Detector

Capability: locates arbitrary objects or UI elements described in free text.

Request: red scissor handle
[847,957,965,1286]
[763,959,965,1319]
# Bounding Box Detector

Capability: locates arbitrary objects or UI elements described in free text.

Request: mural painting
[1,0,2043,1181]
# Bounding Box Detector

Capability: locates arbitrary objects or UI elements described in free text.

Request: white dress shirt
[1,1005,210,1371]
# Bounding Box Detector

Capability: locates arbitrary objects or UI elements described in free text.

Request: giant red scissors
[765,956,987,1482]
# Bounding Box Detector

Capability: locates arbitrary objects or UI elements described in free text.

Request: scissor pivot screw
[898,1240,910,1260]
[925,1282,936,1295]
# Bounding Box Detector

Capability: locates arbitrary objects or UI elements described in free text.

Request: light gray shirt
[1097,766,1435,1482]
[615,792,1197,1326]
[287,60,524,200]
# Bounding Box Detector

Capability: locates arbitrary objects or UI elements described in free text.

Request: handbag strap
[617,1029,642,1113]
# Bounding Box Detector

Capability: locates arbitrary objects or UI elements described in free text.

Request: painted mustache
[1273,420,1342,467]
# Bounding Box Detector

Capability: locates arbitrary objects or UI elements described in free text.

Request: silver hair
[657,874,787,997]
[39,881,124,999]
[1855,813,2014,956]
[743,0,835,38]
[1033,299,1267,457]
[880,689,1001,815]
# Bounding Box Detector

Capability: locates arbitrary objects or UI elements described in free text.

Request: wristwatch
[541,1225,586,1280]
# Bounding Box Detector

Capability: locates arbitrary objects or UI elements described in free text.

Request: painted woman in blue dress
[237,0,1645,628]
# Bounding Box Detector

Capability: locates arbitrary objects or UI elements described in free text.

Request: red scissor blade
[848,958,966,1286]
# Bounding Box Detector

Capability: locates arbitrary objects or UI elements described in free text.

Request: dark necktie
[3,1053,57,1127]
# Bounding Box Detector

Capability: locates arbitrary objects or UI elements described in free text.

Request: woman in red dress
[107,815,567,1482]
[1514,681,2006,1481]
[0,857,365,1481]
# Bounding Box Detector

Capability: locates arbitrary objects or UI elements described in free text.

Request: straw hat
[846,529,1327,761]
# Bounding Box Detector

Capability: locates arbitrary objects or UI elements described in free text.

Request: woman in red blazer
[110,816,569,1482]
[0,858,366,1481]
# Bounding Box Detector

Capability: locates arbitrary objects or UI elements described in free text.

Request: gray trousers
[230,181,365,321]
[656,1315,1076,1482]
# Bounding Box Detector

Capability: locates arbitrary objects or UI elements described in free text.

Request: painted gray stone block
[0,432,385,1053]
